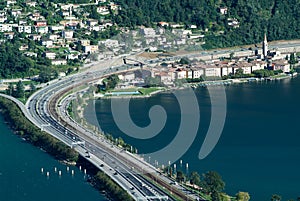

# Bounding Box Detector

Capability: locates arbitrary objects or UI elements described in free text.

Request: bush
[94,172,134,201]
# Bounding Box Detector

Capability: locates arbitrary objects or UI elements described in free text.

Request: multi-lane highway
[25,67,169,200]
[23,62,202,201]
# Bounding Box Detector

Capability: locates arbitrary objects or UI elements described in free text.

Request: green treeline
[77,155,135,201]
[203,0,300,49]
[93,172,134,201]
[0,97,78,162]
[114,0,219,28]
[113,0,300,49]
[0,96,134,201]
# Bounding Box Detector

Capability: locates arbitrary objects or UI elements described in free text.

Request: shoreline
[93,73,296,100]
[0,96,133,201]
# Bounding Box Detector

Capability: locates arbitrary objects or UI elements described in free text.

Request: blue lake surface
[0,115,107,201]
[93,76,300,200]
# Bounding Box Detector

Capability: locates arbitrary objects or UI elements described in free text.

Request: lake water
[93,76,300,200]
[0,115,107,201]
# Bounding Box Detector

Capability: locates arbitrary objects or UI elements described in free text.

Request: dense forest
[0,42,33,78]
[113,0,300,48]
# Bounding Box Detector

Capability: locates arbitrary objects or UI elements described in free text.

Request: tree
[30,82,36,92]
[104,74,120,90]
[229,52,235,60]
[202,171,225,195]
[219,193,231,201]
[76,43,82,52]
[178,57,191,65]
[145,76,162,87]
[211,191,221,201]
[6,83,14,96]
[235,68,244,78]
[15,81,25,98]
[176,170,185,183]
[190,171,201,186]
[271,194,282,201]
[69,43,75,49]
[285,55,289,60]
[289,53,297,64]
[236,192,250,201]
[117,137,125,147]
[38,67,57,83]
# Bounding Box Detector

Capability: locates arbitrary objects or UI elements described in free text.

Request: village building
[80,39,90,46]
[44,52,56,60]
[19,44,29,51]
[83,45,99,54]
[99,39,119,48]
[11,9,22,17]
[41,39,54,48]
[0,15,7,23]
[50,25,65,32]
[3,32,14,39]
[158,22,169,27]
[97,6,110,15]
[219,7,228,15]
[67,51,80,60]
[25,1,37,7]
[271,60,290,73]
[118,71,135,81]
[86,19,98,27]
[35,26,48,34]
[35,21,47,27]
[6,0,17,7]
[52,59,68,65]
[140,28,156,37]
[24,51,37,57]
[0,24,14,32]
[48,34,60,41]
[18,25,32,34]
[29,34,42,41]
[62,30,74,39]
[227,18,239,28]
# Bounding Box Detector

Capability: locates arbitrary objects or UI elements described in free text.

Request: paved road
[3,49,217,200]
[24,65,188,200]
[0,87,160,200]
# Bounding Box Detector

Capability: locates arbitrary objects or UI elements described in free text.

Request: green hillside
[114,0,300,48]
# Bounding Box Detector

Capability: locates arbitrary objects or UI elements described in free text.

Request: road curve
[23,63,201,200]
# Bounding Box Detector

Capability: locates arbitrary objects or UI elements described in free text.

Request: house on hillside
[18,25,32,33]
[62,30,74,39]
[44,51,56,60]
[219,7,228,15]
[51,59,67,65]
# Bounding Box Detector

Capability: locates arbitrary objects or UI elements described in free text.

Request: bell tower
[262,33,268,59]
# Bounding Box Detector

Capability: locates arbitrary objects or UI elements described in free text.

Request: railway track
[47,75,195,201]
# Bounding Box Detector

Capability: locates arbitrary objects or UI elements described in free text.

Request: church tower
[262,33,268,59]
